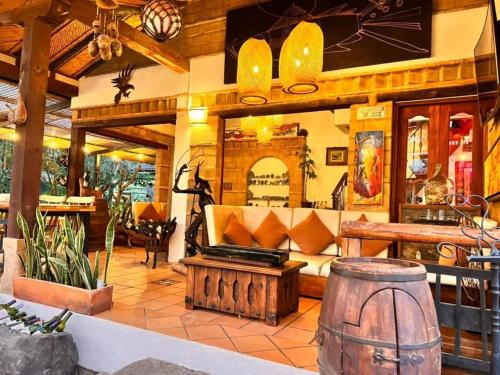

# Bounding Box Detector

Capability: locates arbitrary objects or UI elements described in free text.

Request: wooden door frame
[390,95,483,222]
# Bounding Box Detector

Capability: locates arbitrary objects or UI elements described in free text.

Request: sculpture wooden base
[180,256,307,326]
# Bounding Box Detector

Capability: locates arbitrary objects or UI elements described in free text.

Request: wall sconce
[189,107,208,125]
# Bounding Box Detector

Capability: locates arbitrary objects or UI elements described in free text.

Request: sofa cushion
[289,251,334,277]
[241,206,293,249]
[139,204,161,221]
[287,211,336,255]
[253,211,289,249]
[337,211,391,256]
[289,209,340,255]
[205,205,244,246]
[223,213,253,247]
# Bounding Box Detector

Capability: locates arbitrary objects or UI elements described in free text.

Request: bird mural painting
[112,63,136,105]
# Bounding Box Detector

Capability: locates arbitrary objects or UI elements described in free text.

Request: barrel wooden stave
[318,257,441,375]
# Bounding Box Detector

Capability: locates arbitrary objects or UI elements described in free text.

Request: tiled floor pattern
[93,247,320,372]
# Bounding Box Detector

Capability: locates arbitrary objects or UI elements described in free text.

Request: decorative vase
[423,163,453,205]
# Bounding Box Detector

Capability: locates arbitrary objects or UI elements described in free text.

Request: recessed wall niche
[247,157,290,207]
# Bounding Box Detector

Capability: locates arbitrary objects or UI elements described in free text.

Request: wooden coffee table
[180,256,307,326]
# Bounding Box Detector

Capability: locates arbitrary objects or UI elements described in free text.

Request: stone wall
[222,137,305,208]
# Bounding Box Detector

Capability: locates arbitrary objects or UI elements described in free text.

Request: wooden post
[7,17,53,238]
[155,147,172,203]
[67,127,86,197]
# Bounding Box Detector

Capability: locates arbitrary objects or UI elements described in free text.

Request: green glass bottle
[55,312,72,332]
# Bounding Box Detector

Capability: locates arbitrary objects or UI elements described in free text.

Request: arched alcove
[247,157,289,207]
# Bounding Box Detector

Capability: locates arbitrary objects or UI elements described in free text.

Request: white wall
[72,64,189,108]
[285,111,348,204]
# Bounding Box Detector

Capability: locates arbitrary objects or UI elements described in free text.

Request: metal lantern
[241,116,257,135]
[141,0,182,42]
[237,38,272,105]
[279,21,324,94]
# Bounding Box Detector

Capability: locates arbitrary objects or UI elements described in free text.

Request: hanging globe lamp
[141,0,182,42]
[279,21,324,94]
[237,38,272,105]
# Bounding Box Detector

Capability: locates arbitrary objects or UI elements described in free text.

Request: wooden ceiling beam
[68,0,190,73]
[0,59,78,97]
[0,0,72,26]
[72,111,177,129]
[89,126,174,149]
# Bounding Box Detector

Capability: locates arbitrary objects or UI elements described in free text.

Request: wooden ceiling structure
[0,0,488,87]
[0,0,260,85]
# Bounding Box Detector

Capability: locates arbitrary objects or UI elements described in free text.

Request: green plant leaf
[103,213,118,285]
[93,250,100,288]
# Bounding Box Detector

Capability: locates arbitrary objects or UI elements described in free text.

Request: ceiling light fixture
[279,21,324,95]
[237,38,272,105]
[141,0,182,42]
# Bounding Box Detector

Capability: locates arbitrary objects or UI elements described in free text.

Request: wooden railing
[340,221,500,258]
[331,172,348,210]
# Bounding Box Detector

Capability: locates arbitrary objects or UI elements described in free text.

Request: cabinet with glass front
[395,99,484,263]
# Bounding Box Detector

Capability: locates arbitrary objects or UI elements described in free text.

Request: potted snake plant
[12,209,118,315]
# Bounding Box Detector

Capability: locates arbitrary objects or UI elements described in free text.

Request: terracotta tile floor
[92,247,320,372]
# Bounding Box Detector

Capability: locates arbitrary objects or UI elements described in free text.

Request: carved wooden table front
[180,256,307,326]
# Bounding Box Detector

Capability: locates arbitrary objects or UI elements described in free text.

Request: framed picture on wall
[326,147,348,166]
[353,131,384,205]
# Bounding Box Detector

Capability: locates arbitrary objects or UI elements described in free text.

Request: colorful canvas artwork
[353,131,384,204]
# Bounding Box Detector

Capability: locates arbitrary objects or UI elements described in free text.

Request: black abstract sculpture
[436,194,499,374]
[173,153,215,257]
[112,63,136,105]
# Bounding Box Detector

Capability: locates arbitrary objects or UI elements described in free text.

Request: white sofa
[204,205,390,297]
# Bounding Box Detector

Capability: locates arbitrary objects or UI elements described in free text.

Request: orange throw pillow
[287,211,335,255]
[139,204,161,221]
[253,211,288,249]
[337,214,392,257]
[223,213,253,247]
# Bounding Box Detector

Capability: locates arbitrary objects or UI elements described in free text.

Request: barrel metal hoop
[318,321,441,350]
[330,266,426,282]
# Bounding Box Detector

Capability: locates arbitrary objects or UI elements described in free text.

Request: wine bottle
[0,302,23,318]
[42,308,68,329]
[55,312,72,332]
[0,311,27,326]
[0,299,16,309]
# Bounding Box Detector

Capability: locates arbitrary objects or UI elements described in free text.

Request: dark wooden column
[67,127,86,197]
[7,17,53,238]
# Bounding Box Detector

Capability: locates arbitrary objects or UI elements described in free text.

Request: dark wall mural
[224,0,432,84]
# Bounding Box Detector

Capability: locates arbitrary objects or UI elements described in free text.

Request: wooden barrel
[317,257,441,374]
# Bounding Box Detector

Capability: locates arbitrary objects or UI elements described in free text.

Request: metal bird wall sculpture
[112,63,136,105]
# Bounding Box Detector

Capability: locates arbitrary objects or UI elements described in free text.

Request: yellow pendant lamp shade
[270,114,283,128]
[256,116,273,144]
[241,116,257,135]
[279,21,324,94]
[237,38,272,105]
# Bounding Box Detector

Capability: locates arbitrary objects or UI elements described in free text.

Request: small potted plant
[13,209,118,315]
[299,144,318,208]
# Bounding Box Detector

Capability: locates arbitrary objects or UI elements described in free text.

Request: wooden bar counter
[180,256,307,326]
